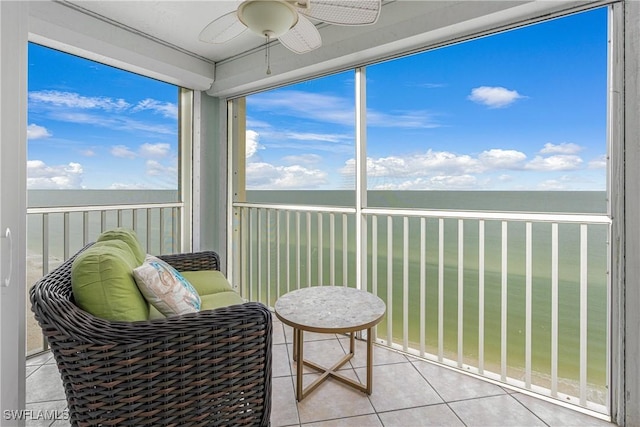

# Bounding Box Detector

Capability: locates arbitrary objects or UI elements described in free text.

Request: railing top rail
[27,202,183,215]
[232,202,611,224]
[233,202,356,214]
[362,207,612,224]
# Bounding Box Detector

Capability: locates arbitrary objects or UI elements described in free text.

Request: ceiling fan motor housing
[238,0,299,38]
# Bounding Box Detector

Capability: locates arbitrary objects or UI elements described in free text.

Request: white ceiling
[63,0,396,64]
[64,1,262,63]
[39,0,596,96]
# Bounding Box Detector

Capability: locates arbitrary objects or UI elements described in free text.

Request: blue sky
[245,7,608,191]
[27,6,607,191]
[27,44,178,189]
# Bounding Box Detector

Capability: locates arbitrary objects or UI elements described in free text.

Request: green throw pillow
[180,270,234,296]
[71,240,149,322]
[97,228,146,265]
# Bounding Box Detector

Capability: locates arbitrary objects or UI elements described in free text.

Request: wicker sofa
[30,243,272,427]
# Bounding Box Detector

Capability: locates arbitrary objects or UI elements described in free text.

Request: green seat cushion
[148,291,244,320]
[96,228,146,265]
[200,291,244,310]
[179,270,233,296]
[71,240,149,322]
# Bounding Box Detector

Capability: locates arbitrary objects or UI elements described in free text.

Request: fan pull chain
[265,35,272,75]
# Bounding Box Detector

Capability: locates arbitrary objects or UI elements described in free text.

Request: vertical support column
[355,68,367,292]
[618,1,640,425]
[179,88,194,253]
[228,98,246,292]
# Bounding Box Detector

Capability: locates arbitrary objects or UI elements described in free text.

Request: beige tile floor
[26,318,616,427]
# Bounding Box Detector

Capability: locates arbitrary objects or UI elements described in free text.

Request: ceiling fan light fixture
[238,0,299,38]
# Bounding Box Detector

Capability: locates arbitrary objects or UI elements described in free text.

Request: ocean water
[243,190,609,404]
[27,189,179,259]
[26,189,610,403]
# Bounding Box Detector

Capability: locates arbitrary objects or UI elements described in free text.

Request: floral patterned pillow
[133,255,201,316]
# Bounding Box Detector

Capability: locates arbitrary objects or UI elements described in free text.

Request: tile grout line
[507,392,551,427]
[407,357,469,427]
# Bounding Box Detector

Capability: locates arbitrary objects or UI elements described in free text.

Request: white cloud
[145,159,176,177]
[132,98,178,119]
[139,143,170,158]
[526,154,583,171]
[110,145,136,159]
[248,90,439,129]
[373,175,478,190]
[536,175,584,190]
[478,149,527,169]
[283,154,323,165]
[336,141,605,190]
[246,130,262,158]
[537,179,569,190]
[248,90,354,126]
[540,142,583,155]
[468,86,524,108]
[246,161,328,189]
[27,124,51,140]
[29,90,130,111]
[27,160,84,189]
[80,149,96,157]
[342,149,483,178]
[49,111,175,135]
[108,182,152,190]
[284,132,349,142]
[367,110,440,129]
[588,154,607,169]
[417,83,446,89]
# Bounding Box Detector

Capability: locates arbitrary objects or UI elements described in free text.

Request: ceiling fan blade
[278,15,322,54]
[199,10,247,44]
[296,0,381,26]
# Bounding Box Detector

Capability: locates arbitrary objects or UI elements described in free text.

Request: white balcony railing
[27,202,182,271]
[232,202,611,416]
[26,202,182,354]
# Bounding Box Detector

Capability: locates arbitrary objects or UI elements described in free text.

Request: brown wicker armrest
[30,244,272,427]
[157,250,220,271]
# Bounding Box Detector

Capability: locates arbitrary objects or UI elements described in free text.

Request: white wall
[622,1,640,424]
[0,2,28,424]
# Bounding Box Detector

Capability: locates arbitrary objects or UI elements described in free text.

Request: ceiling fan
[199,0,382,73]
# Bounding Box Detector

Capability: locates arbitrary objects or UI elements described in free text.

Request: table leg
[295,328,304,401]
[366,327,373,394]
[292,328,376,400]
[293,326,298,362]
